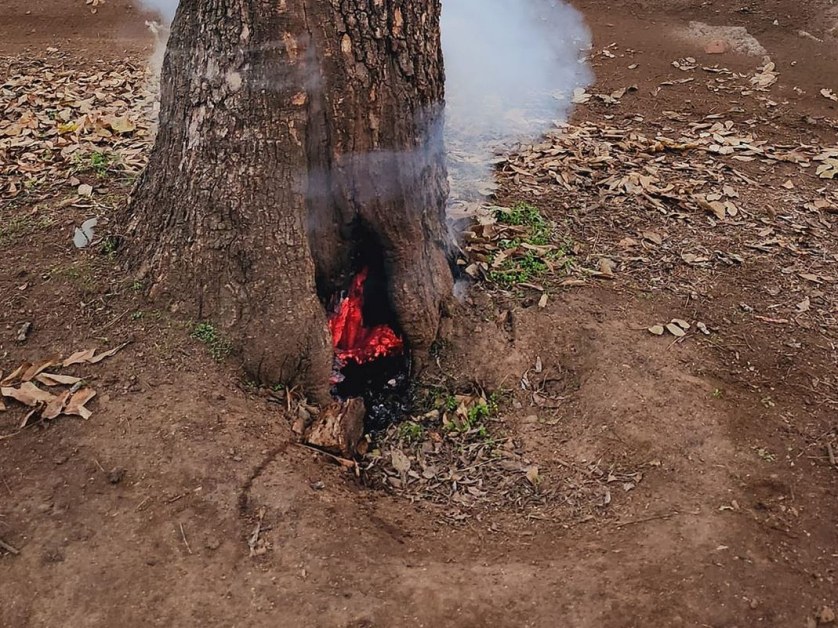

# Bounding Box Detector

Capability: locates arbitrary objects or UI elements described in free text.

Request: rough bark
[122,0,452,402]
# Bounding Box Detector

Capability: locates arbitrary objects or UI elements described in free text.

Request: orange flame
[329,268,404,364]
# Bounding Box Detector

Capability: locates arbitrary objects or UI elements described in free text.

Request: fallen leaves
[0,343,127,428]
[0,51,156,200]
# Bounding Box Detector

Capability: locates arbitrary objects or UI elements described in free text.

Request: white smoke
[136,0,592,203]
[443,0,590,137]
[137,0,178,22]
[441,0,592,210]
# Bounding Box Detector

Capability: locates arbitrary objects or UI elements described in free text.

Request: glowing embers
[329,267,404,367]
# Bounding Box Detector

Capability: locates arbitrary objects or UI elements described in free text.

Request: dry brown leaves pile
[483,117,838,332]
[0,51,155,200]
[361,394,640,523]
[0,343,127,434]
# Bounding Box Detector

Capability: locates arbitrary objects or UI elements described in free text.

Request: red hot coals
[328,268,404,366]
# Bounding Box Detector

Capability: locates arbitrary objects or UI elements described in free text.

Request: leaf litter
[0,343,128,430]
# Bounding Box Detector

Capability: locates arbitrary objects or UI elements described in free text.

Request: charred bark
[122,0,452,402]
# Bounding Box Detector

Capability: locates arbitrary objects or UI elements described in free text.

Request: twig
[135,496,151,512]
[296,443,356,469]
[1,477,12,495]
[179,523,192,555]
[93,458,106,473]
[828,443,836,467]
[0,537,20,555]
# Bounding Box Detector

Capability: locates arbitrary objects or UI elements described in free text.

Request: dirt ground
[1,0,837,627]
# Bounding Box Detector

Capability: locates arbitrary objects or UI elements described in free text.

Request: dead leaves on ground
[0,51,156,199]
[0,343,127,429]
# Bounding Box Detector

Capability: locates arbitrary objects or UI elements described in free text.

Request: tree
[122,0,453,403]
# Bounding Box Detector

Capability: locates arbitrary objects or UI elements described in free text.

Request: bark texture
[123,0,452,401]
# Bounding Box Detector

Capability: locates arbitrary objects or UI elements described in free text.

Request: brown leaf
[62,349,96,367]
[0,363,31,386]
[89,342,129,364]
[35,373,83,387]
[21,356,60,382]
[642,231,663,245]
[63,388,97,420]
[42,390,72,420]
[1,382,56,407]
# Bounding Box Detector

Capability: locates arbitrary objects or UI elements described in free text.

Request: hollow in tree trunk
[122,0,453,403]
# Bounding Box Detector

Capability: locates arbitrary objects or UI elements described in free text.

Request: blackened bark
[121,0,452,401]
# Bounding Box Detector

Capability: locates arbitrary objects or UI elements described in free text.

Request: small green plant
[131,311,144,320]
[712,388,724,399]
[100,236,119,257]
[444,395,458,412]
[494,202,551,245]
[130,280,144,292]
[191,322,232,361]
[489,250,549,286]
[72,150,118,177]
[398,421,424,444]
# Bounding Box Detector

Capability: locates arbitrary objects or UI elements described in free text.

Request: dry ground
[1,0,837,626]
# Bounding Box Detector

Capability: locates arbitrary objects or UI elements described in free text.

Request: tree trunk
[122,0,453,402]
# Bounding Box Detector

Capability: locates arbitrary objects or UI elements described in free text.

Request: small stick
[828,443,836,467]
[0,538,20,555]
[135,496,151,512]
[296,443,356,468]
[1,477,12,495]
[93,458,106,473]
[179,523,192,555]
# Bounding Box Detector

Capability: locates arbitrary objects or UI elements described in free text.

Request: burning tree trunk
[122,0,453,404]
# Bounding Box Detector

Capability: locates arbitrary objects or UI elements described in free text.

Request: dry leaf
[0,363,30,386]
[35,372,83,387]
[642,231,663,245]
[108,116,135,134]
[64,388,97,420]
[62,348,96,367]
[42,390,72,420]
[648,325,665,336]
[538,293,549,308]
[21,356,60,382]
[77,183,93,197]
[671,319,691,330]
[796,296,811,313]
[1,382,56,407]
[525,465,540,486]
[89,342,129,363]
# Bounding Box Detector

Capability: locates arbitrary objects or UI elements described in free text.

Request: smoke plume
[137,0,178,22]
[137,0,592,203]
[441,0,592,211]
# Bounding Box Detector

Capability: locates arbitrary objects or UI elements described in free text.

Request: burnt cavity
[326,223,411,432]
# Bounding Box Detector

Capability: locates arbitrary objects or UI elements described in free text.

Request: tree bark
[122,0,452,402]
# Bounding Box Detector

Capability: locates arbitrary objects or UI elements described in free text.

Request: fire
[329,268,404,365]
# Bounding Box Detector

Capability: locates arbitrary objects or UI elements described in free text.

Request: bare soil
[1,1,836,627]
